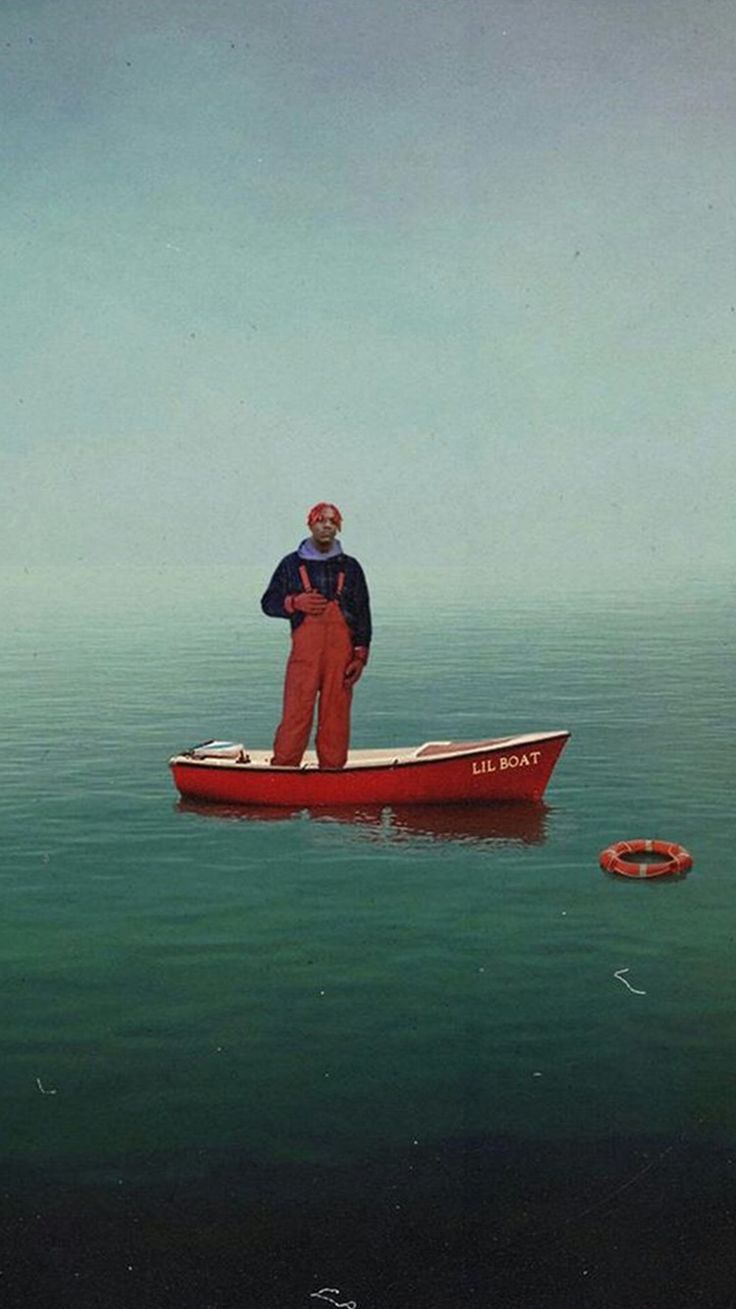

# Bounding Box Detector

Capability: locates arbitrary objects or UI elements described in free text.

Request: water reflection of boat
[170,731,569,808]
[176,798,549,847]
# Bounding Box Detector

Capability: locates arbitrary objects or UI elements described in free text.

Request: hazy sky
[2,0,735,583]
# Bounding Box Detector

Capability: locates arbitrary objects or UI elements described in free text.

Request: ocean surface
[1,565,734,1309]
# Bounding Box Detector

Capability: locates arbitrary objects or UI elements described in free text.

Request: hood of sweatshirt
[297,537,343,561]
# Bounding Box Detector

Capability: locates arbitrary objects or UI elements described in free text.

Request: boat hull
[169,731,569,808]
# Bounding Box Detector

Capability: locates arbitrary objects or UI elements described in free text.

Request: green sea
[1,566,734,1308]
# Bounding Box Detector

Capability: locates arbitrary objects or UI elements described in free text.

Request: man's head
[307,502,342,552]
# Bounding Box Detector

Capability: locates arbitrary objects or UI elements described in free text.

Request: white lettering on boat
[472,751,541,775]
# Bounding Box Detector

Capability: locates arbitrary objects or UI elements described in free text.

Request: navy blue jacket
[261,550,372,654]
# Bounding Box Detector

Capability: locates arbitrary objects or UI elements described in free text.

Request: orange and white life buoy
[599,839,693,879]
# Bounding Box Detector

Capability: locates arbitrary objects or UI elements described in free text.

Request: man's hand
[290,591,328,615]
[343,658,365,687]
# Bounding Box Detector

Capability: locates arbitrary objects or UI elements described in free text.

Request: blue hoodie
[261,540,372,654]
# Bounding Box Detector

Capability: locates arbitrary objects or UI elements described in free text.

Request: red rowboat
[169,730,570,808]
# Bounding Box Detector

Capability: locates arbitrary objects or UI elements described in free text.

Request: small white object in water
[614,968,647,995]
[310,1291,357,1308]
[36,1077,57,1095]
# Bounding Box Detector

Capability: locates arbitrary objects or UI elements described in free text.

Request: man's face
[309,508,340,551]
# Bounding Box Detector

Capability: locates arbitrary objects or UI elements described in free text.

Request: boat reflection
[176,798,549,847]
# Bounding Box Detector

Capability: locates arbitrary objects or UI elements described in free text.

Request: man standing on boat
[261,502,372,769]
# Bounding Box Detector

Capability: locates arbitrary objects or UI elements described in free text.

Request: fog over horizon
[2,0,734,588]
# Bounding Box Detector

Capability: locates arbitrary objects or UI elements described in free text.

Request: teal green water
[1,567,734,1307]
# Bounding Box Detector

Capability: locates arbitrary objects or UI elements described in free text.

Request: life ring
[599,839,692,879]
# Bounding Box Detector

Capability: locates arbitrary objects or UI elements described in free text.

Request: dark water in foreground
[1,567,734,1308]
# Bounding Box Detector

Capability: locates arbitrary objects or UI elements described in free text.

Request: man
[261,502,372,769]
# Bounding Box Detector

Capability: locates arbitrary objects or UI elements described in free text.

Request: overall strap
[299,563,345,597]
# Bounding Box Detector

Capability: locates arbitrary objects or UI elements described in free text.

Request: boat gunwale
[169,730,570,776]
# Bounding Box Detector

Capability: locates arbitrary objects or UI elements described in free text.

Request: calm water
[1,566,734,1308]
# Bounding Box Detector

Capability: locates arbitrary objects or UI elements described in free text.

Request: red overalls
[272,565,354,769]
